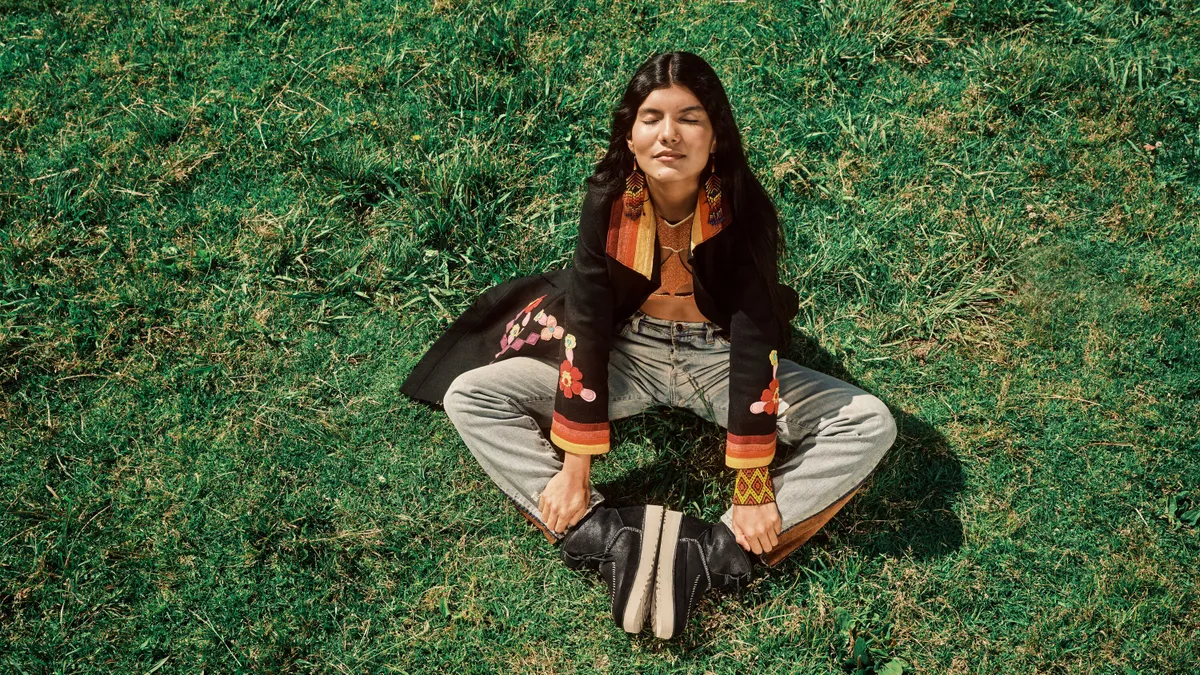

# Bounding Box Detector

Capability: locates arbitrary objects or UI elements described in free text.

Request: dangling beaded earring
[623,157,648,221]
[703,154,725,227]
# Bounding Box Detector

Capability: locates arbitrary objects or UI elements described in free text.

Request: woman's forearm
[562,451,593,477]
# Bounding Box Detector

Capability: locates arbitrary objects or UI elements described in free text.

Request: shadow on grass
[583,328,965,564]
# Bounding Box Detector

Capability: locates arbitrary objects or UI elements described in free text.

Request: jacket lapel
[605,196,656,281]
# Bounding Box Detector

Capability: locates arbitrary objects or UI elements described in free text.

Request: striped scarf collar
[604,176,729,281]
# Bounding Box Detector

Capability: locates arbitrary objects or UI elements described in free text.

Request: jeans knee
[442,370,479,424]
[858,394,897,457]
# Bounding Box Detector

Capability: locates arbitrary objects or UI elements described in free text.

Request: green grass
[2,0,1198,672]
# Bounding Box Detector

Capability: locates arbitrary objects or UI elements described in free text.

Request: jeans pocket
[616,315,638,337]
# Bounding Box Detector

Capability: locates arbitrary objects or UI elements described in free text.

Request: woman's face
[626,84,716,188]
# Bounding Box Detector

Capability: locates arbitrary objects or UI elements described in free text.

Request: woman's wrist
[562,451,593,478]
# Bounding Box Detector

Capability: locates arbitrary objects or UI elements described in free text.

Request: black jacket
[400,183,798,471]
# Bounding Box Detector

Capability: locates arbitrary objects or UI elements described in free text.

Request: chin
[651,165,703,183]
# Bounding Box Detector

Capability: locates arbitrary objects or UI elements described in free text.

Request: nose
[659,117,680,144]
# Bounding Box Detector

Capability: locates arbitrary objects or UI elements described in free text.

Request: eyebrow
[639,105,706,115]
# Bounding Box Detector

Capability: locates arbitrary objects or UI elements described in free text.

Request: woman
[399,52,896,638]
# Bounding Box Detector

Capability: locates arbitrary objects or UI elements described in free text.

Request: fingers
[752,532,767,556]
[749,525,781,555]
[537,494,551,533]
[551,501,571,535]
[539,496,589,536]
[755,511,783,554]
[734,521,773,555]
[732,522,751,552]
[539,495,560,535]
[567,505,586,529]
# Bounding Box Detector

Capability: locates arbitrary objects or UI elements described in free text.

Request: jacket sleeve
[724,235,787,476]
[548,187,616,455]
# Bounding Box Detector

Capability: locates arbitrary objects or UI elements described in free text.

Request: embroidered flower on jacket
[556,333,596,401]
[750,349,789,415]
[537,312,564,341]
[506,322,523,343]
[493,294,556,359]
[752,377,781,415]
[558,359,596,401]
[564,333,576,362]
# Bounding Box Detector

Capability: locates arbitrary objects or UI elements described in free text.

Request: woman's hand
[537,453,593,535]
[731,502,782,555]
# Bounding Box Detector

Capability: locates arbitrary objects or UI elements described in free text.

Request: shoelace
[581,550,618,565]
[563,548,617,566]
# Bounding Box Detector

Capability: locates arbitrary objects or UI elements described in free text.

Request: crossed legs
[676,357,897,566]
[443,354,896,565]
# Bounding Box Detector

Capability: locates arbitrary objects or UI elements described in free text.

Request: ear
[626,134,634,154]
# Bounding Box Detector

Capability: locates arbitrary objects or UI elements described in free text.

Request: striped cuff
[549,411,610,455]
[725,431,776,469]
[733,466,776,505]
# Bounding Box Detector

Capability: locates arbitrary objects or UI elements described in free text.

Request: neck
[645,176,700,222]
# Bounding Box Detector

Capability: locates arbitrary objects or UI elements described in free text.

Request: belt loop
[631,312,642,334]
[705,323,715,344]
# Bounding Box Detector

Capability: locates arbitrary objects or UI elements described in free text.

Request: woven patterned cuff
[733,465,776,505]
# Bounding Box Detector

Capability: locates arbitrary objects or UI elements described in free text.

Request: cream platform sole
[651,509,683,639]
[621,504,665,633]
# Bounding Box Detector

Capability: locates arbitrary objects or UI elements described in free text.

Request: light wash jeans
[443,310,897,565]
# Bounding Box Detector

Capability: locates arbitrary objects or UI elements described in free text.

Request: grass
[1,0,1198,672]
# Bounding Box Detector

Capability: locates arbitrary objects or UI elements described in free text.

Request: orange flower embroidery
[558,359,596,402]
[753,378,780,415]
[750,349,789,415]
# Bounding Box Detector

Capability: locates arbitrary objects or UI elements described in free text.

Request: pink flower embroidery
[539,314,564,341]
[493,294,561,360]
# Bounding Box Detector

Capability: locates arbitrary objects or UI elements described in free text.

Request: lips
[655,152,684,159]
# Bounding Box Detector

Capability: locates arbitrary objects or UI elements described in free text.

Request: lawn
[1,0,1198,672]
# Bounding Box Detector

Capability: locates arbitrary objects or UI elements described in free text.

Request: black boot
[560,504,665,633]
[650,510,753,639]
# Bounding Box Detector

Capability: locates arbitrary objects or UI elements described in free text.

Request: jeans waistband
[624,309,719,338]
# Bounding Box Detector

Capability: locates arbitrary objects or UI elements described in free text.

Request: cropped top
[638,208,711,322]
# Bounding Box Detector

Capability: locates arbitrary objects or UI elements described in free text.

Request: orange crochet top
[638,209,711,322]
[637,209,775,505]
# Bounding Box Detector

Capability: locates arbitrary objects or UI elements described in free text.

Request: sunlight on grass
[1,0,1197,671]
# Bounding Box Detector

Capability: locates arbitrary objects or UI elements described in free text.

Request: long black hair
[585,51,794,349]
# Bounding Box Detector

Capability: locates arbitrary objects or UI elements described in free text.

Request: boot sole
[621,504,664,633]
[652,509,683,639]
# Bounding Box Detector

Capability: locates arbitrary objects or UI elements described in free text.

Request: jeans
[443,310,897,566]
